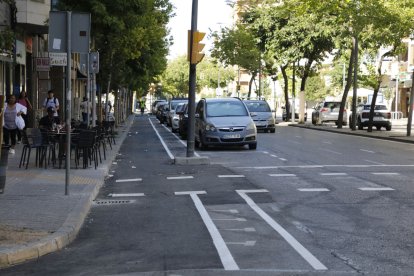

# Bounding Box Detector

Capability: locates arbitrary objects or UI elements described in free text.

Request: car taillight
[362,112,369,118]
[386,112,391,119]
[320,108,328,112]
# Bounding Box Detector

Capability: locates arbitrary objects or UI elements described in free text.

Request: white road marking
[279,158,287,161]
[295,136,302,138]
[162,124,201,157]
[270,154,278,158]
[131,166,136,169]
[213,218,247,222]
[226,241,256,246]
[112,162,118,165]
[107,174,114,178]
[175,191,239,271]
[358,187,395,191]
[262,151,269,154]
[167,176,194,180]
[236,189,327,270]
[115,178,142,183]
[149,118,174,160]
[321,148,342,155]
[371,172,400,176]
[360,149,376,154]
[223,227,256,232]
[211,209,239,214]
[108,193,145,197]
[322,141,332,144]
[236,164,414,170]
[298,188,330,192]
[218,175,245,178]
[319,173,347,176]
[269,174,296,177]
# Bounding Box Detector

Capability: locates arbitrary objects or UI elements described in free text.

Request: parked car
[312,101,348,125]
[167,98,188,127]
[178,103,189,139]
[195,98,257,150]
[243,99,275,133]
[350,104,392,131]
[152,99,167,115]
[171,102,186,132]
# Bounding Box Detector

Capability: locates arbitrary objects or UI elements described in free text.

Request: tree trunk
[337,48,355,129]
[298,61,312,124]
[280,65,289,121]
[247,75,255,99]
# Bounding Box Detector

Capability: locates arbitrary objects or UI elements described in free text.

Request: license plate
[223,134,241,139]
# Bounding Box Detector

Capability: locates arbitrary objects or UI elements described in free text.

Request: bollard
[0,145,10,194]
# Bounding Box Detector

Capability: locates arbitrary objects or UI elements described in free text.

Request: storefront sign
[35,57,50,71]
[49,52,67,66]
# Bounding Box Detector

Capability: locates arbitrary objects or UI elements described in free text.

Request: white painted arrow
[226,241,256,246]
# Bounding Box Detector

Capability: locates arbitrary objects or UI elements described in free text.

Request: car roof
[204,97,242,103]
[243,99,267,103]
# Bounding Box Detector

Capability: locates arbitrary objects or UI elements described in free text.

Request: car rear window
[206,101,249,117]
[323,102,341,109]
[244,101,271,112]
[362,105,387,110]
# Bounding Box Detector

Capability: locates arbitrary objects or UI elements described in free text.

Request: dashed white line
[371,172,399,176]
[167,176,194,180]
[358,187,395,191]
[319,173,347,176]
[321,148,342,155]
[115,178,142,183]
[236,189,327,270]
[269,174,296,177]
[360,149,376,154]
[279,158,287,161]
[298,188,330,192]
[270,154,278,158]
[108,193,145,197]
[364,160,384,165]
[218,175,245,178]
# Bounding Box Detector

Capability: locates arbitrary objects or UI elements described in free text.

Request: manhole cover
[92,199,136,206]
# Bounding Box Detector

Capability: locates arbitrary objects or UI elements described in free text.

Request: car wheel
[312,116,317,125]
[376,126,381,130]
[198,134,208,150]
[249,143,257,150]
[357,118,363,130]
[270,128,276,133]
[386,125,392,131]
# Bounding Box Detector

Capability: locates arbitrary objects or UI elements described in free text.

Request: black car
[178,103,189,139]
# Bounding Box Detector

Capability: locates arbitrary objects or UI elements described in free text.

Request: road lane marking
[218,175,245,178]
[236,164,414,169]
[223,227,256,232]
[358,187,395,191]
[167,176,194,180]
[131,166,136,169]
[269,174,296,177]
[279,158,287,161]
[149,118,174,160]
[298,188,330,192]
[270,154,278,158]
[175,191,239,270]
[319,173,347,176]
[360,149,375,154]
[115,178,142,183]
[213,218,247,222]
[162,124,201,157]
[108,193,145,197]
[371,172,399,176]
[226,241,256,246]
[364,160,384,165]
[236,189,327,270]
[210,209,239,214]
[321,148,342,155]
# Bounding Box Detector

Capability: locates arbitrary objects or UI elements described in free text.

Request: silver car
[167,98,187,127]
[195,98,257,150]
[243,100,276,133]
[312,101,348,125]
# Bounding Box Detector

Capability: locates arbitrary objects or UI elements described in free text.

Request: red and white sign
[35,57,50,71]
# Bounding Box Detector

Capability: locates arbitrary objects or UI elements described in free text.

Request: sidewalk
[285,118,414,144]
[0,115,134,268]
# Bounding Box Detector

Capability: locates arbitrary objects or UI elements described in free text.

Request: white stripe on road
[269,174,296,177]
[236,164,414,170]
[358,187,395,191]
[218,175,245,178]
[236,189,327,271]
[364,160,385,165]
[279,158,287,161]
[360,149,376,154]
[270,154,278,158]
[175,191,239,271]
[319,173,347,176]
[371,172,399,176]
[162,124,200,157]
[115,178,142,183]
[167,176,194,180]
[298,188,330,192]
[108,193,145,197]
[149,118,174,160]
[321,148,342,155]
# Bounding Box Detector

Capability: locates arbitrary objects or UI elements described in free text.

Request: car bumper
[360,119,392,127]
[202,131,257,146]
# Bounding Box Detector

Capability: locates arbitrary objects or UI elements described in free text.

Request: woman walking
[3,95,27,154]
[16,91,32,143]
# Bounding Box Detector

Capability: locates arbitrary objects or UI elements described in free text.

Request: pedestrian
[43,89,59,118]
[3,94,27,154]
[39,107,60,131]
[16,90,32,143]
[80,96,91,124]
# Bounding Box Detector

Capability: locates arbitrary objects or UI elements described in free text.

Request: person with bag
[3,94,27,154]
[43,89,59,118]
[16,90,32,143]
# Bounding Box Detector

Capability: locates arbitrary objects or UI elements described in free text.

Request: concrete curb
[290,124,414,144]
[0,115,135,268]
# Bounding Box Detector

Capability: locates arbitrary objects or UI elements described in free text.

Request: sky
[167,0,234,59]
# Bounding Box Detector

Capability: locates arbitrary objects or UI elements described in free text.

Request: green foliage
[305,75,331,102]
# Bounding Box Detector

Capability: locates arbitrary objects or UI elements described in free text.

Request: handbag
[15,116,25,130]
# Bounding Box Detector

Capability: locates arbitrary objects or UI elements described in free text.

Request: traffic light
[187,30,205,64]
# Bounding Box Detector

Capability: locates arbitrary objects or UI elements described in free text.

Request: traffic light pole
[187,0,198,157]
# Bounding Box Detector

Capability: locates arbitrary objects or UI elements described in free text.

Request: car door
[195,100,204,142]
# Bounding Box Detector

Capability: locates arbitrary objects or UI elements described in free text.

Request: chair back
[24,128,43,146]
[77,130,96,147]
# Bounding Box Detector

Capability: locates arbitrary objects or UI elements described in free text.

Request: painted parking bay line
[269,174,296,177]
[358,187,395,191]
[175,191,239,271]
[298,188,330,192]
[115,178,142,183]
[236,189,327,271]
[218,175,245,178]
[167,176,194,180]
[319,173,347,176]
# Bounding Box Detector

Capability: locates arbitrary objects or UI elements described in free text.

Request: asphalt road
[3,114,414,275]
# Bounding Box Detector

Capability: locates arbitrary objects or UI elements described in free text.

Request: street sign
[49,52,67,66]
[35,57,50,71]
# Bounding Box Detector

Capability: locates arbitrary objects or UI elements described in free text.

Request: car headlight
[267,117,275,124]
[205,124,216,132]
[246,122,256,131]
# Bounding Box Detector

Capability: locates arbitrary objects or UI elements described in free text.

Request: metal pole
[86,53,90,127]
[92,73,96,127]
[291,62,295,122]
[65,11,72,195]
[407,70,414,136]
[186,0,198,158]
[395,71,399,117]
[351,35,358,131]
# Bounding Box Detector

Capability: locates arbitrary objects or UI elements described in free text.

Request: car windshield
[245,102,271,112]
[323,102,341,109]
[171,101,186,110]
[206,101,249,117]
[362,105,387,110]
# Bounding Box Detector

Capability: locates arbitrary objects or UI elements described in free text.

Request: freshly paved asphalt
[0,114,413,273]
